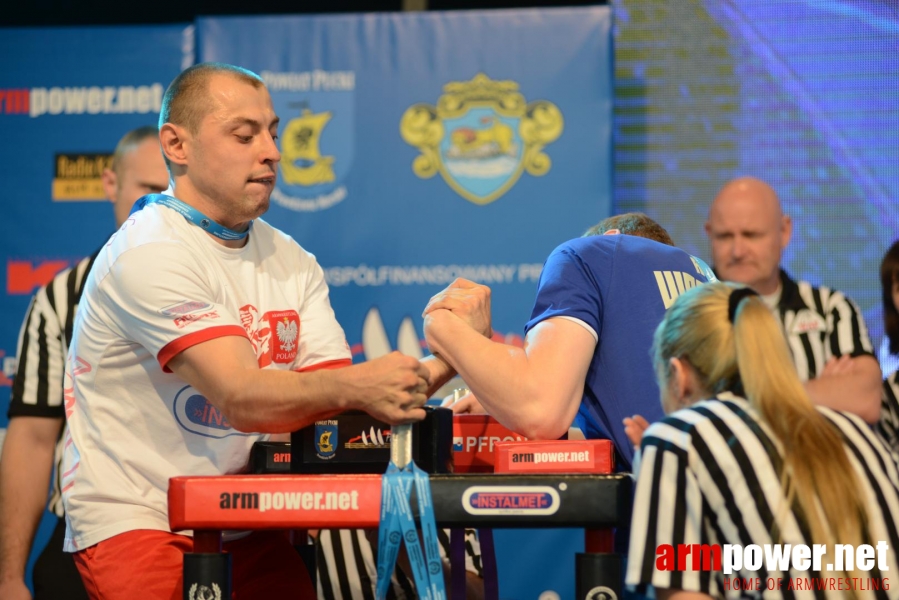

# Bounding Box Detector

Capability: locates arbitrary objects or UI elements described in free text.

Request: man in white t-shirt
[60,63,465,600]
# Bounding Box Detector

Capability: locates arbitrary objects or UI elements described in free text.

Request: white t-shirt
[61,202,351,552]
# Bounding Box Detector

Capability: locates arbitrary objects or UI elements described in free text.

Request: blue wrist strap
[130,194,252,241]
[376,426,446,600]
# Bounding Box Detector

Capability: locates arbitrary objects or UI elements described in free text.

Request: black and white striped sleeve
[626,421,713,596]
[316,527,481,600]
[8,256,92,419]
[878,372,899,456]
[9,281,68,418]
[823,287,874,359]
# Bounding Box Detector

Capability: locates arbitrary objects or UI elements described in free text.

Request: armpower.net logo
[656,542,891,593]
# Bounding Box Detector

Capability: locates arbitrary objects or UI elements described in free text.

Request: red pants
[73,529,315,599]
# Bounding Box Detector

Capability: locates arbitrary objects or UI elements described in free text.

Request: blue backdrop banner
[0,23,191,588]
[0,24,191,421]
[197,7,612,368]
[198,7,612,598]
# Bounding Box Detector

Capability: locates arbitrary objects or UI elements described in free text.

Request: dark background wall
[2,0,601,27]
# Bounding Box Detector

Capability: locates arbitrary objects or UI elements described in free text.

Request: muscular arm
[424,310,595,439]
[420,354,457,398]
[805,355,882,423]
[167,335,430,432]
[0,417,63,599]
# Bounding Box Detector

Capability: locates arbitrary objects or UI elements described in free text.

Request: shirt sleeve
[8,276,69,418]
[97,242,247,370]
[626,425,716,596]
[826,289,874,358]
[292,252,352,371]
[524,244,606,340]
[878,373,899,456]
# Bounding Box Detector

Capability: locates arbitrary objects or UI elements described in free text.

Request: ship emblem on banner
[267,75,355,212]
[400,73,563,205]
[315,420,338,459]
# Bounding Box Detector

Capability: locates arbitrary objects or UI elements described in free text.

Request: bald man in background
[705,176,881,422]
[0,126,169,600]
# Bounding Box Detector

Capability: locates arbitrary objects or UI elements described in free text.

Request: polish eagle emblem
[276,316,298,352]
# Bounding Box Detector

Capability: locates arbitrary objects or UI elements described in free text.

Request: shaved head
[710,176,783,223]
[705,176,791,295]
[158,63,265,172]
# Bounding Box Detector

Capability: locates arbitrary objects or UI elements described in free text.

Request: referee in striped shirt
[626,282,899,599]
[315,528,483,599]
[0,127,169,600]
[877,240,899,453]
[704,176,881,423]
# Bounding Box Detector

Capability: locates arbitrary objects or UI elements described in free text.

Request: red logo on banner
[0,349,13,387]
[0,89,29,114]
[7,260,71,295]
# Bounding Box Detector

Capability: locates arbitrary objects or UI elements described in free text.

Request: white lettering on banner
[3,356,16,378]
[534,450,590,464]
[465,436,525,452]
[260,70,356,92]
[325,263,544,287]
[270,185,347,212]
[29,84,164,117]
[258,490,360,513]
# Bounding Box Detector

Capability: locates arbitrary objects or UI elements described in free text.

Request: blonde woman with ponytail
[625,282,899,599]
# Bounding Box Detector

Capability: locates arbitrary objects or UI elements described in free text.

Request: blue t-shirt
[525,234,713,471]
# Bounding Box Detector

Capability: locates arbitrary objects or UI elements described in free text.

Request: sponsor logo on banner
[172,385,250,439]
[6,259,73,295]
[0,349,14,387]
[0,84,164,118]
[315,420,338,459]
[345,426,391,450]
[401,73,563,205]
[262,70,355,212]
[52,153,112,201]
[462,485,560,515]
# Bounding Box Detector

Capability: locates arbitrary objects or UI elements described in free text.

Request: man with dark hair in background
[0,126,169,600]
[428,212,714,472]
[705,176,881,423]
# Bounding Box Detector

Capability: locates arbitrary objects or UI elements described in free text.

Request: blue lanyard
[376,426,446,600]
[130,194,252,241]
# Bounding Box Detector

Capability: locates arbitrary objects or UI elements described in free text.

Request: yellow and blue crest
[267,73,355,212]
[315,421,338,460]
[400,73,563,205]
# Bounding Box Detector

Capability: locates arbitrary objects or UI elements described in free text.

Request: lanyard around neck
[131,194,252,241]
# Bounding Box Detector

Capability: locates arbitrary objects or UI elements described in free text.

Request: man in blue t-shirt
[423,213,713,471]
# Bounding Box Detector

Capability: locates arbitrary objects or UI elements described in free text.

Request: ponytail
[654,283,869,582]
[731,296,867,553]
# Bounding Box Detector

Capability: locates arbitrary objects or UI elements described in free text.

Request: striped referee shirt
[627,393,899,599]
[8,251,98,518]
[879,371,899,455]
[316,528,482,600]
[775,269,874,381]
